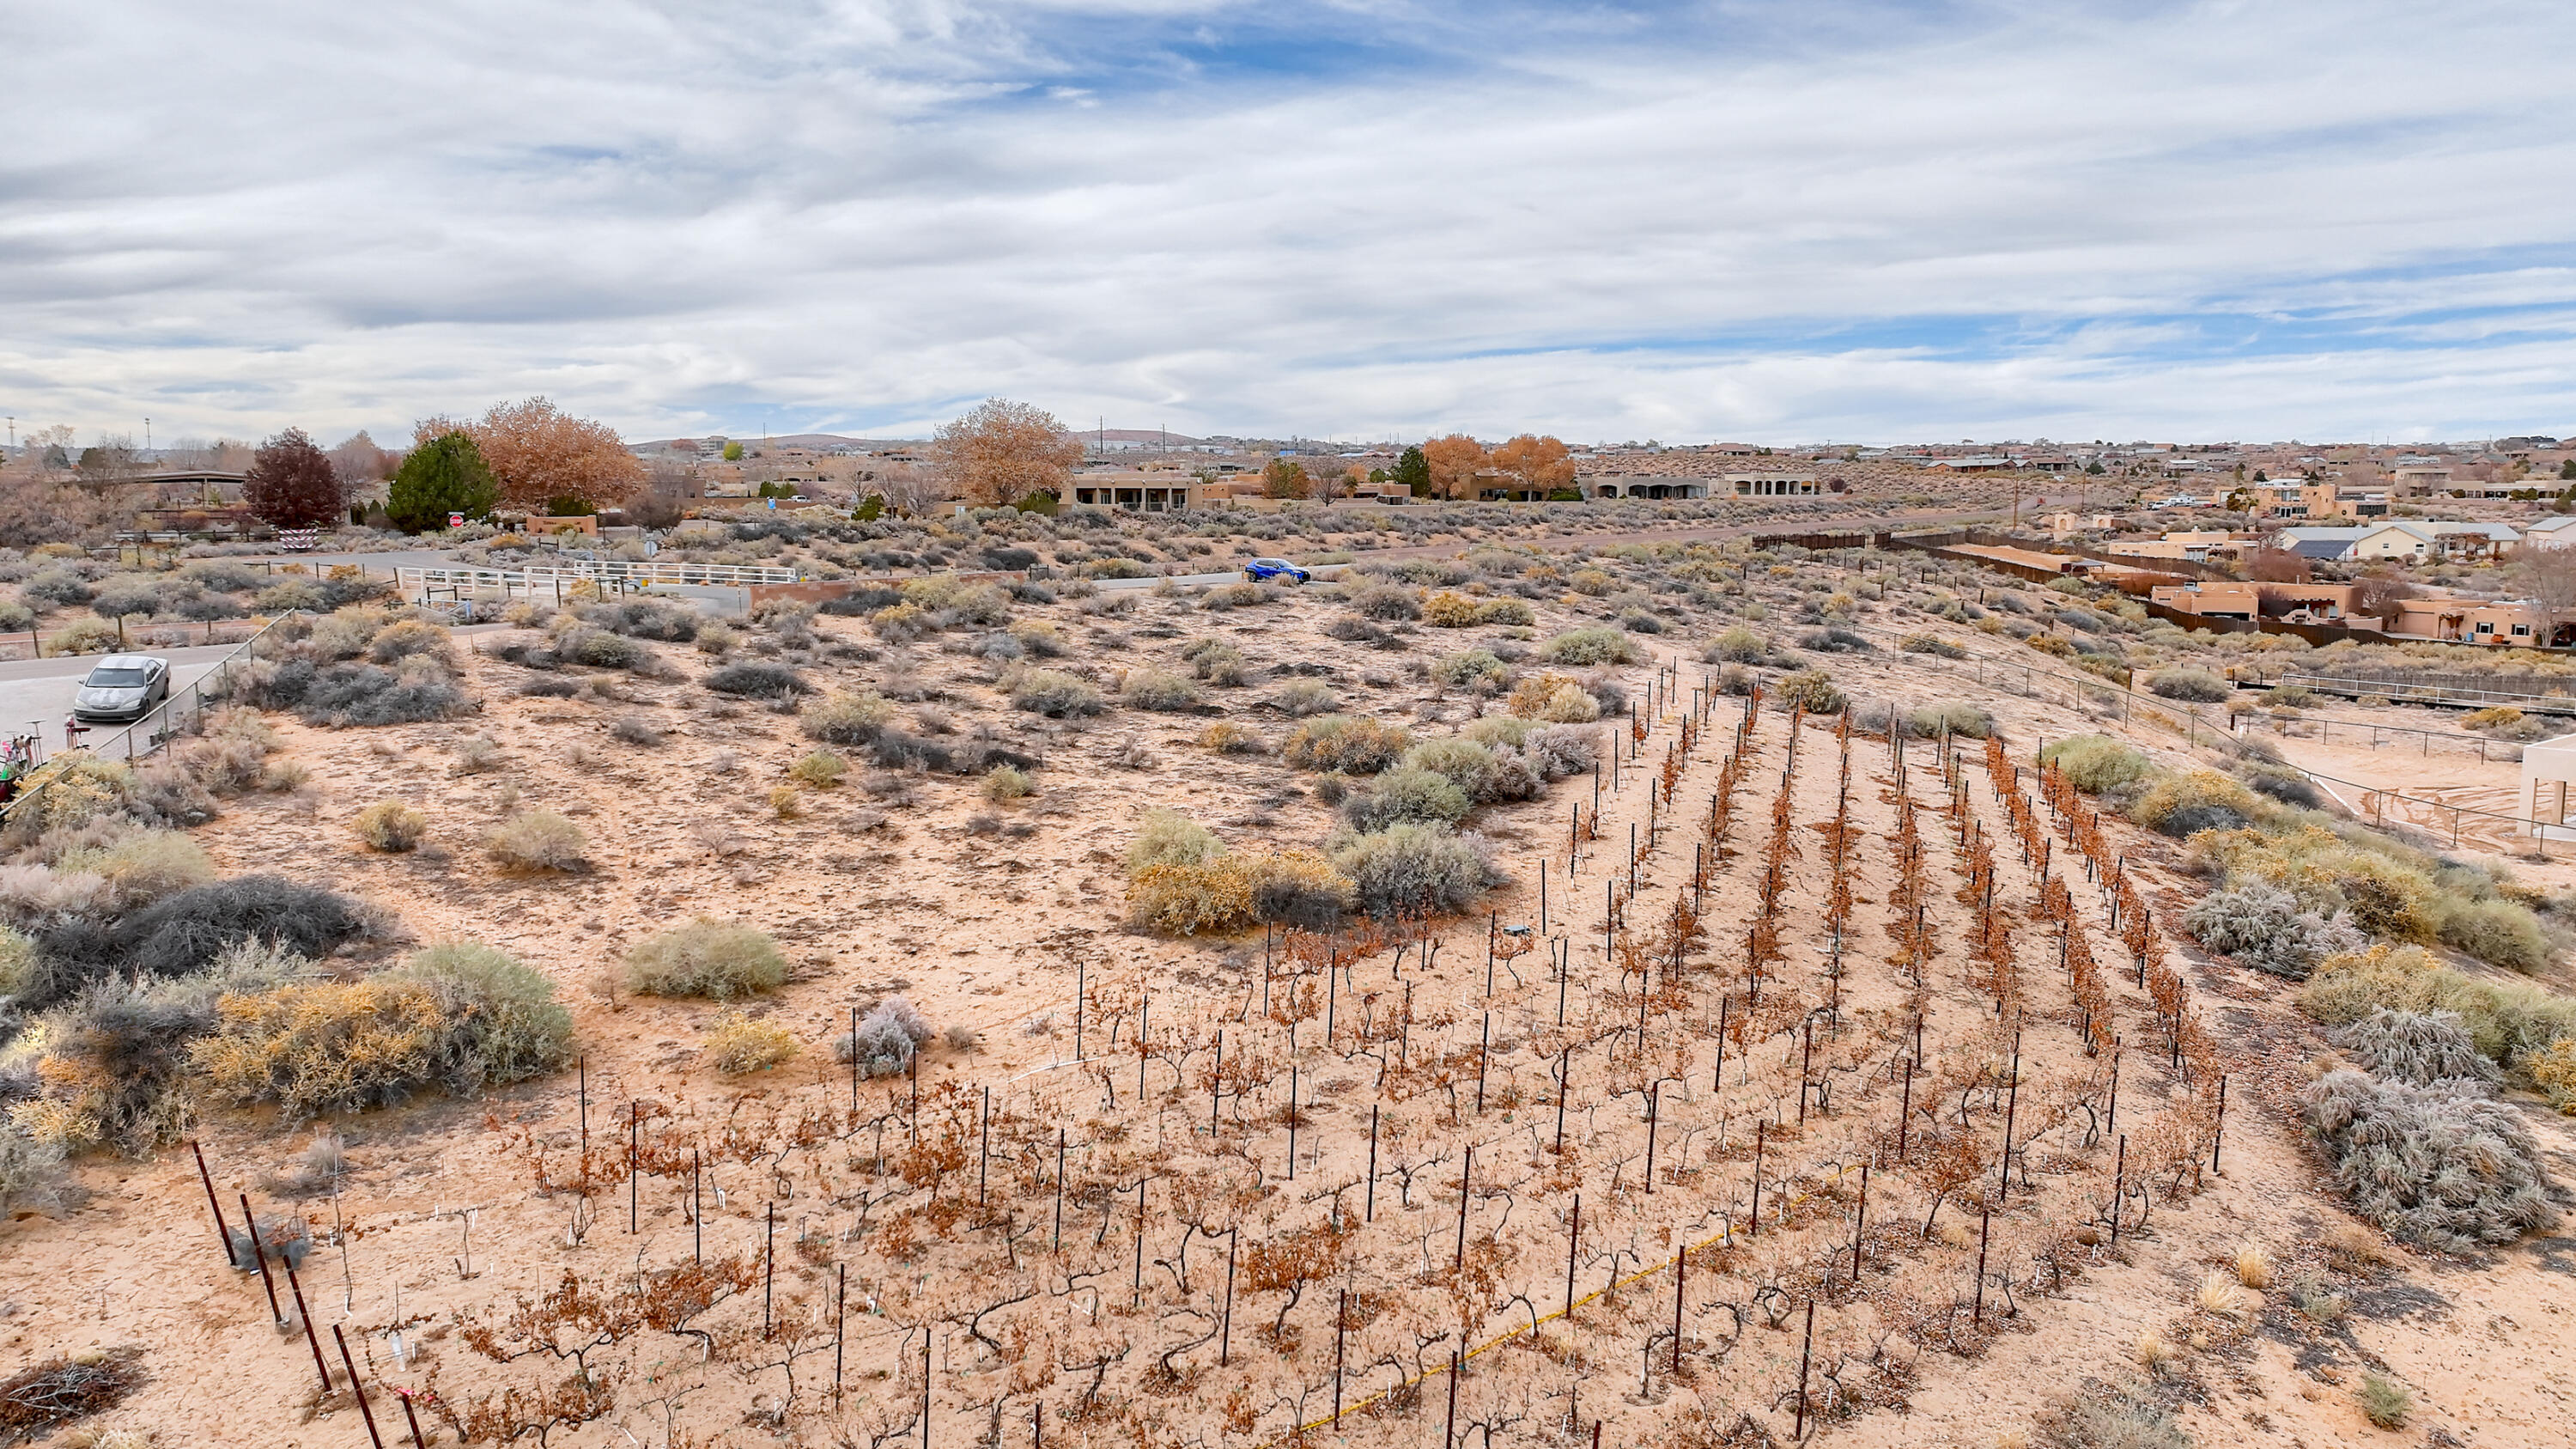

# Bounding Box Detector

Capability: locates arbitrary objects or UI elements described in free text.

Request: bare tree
[2516,545,2576,647]
[871,460,949,517]
[329,429,397,488]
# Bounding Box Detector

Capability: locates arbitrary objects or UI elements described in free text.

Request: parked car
[1243,557,1311,584]
[73,654,173,723]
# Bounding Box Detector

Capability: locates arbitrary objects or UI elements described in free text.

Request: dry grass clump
[787,750,848,788]
[2181,882,2364,980]
[2144,666,2231,703]
[2233,1245,2273,1289]
[705,1014,799,1075]
[13,875,376,1017]
[2335,1008,2497,1086]
[1422,591,1529,627]
[0,1123,70,1218]
[55,830,215,908]
[1273,679,1338,716]
[1006,668,1106,717]
[1120,668,1203,711]
[1905,701,1994,738]
[1127,809,1224,873]
[2131,769,2258,837]
[802,690,896,745]
[1183,639,1249,685]
[1200,721,1268,755]
[487,811,590,873]
[2041,734,2154,795]
[1127,849,1354,935]
[1282,714,1409,774]
[1346,584,1421,621]
[1505,672,1601,721]
[2358,1373,2412,1429]
[1338,767,1471,831]
[352,800,428,853]
[2194,1269,2244,1318]
[981,764,1033,802]
[624,919,788,999]
[2526,1038,2576,1114]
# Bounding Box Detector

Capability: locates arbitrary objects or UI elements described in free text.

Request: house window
[2475,621,2494,635]
[2513,624,2532,637]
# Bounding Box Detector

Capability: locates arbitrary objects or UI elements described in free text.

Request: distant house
[2271,527,2373,562]
[2523,515,2576,550]
[2388,464,2452,495]
[2149,581,2364,623]
[2345,521,2520,562]
[2385,596,2553,646]
[1725,473,1818,497]
[1584,474,1710,500]
[1923,456,2014,472]
[2107,529,2257,563]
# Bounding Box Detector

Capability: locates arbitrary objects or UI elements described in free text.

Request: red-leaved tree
[243,427,346,528]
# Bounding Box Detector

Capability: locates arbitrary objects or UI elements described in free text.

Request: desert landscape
[2,523,2572,1449]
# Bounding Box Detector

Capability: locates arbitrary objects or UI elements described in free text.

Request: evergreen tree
[387,430,500,532]
[1394,445,1431,496]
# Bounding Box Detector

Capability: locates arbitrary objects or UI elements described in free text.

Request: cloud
[3,0,2573,445]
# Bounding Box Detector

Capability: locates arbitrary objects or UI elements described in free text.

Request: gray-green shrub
[2303,1066,2558,1250]
[623,920,788,999]
[1339,767,1472,832]
[2335,1008,2497,1087]
[2146,667,2232,703]
[1329,823,1499,918]
[1537,627,1643,666]
[2041,734,2152,795]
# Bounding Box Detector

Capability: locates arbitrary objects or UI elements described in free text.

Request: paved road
[0,645,240,758]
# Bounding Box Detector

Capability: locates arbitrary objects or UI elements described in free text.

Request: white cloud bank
[3,0,2573,444]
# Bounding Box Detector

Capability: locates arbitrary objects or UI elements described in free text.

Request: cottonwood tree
[1422,434,1489,501]
[1262,458,1310,499]
[932,398,1081,508]
[470,396,647,513]
[243,426,346,527]
[1491,434,1574,496]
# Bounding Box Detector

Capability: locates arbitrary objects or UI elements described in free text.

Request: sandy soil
[4,577,2573,1449]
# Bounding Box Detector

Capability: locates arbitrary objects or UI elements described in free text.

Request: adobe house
[2522,733,2576,838]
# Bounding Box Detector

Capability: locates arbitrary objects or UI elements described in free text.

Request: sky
[5,0,2574,449]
